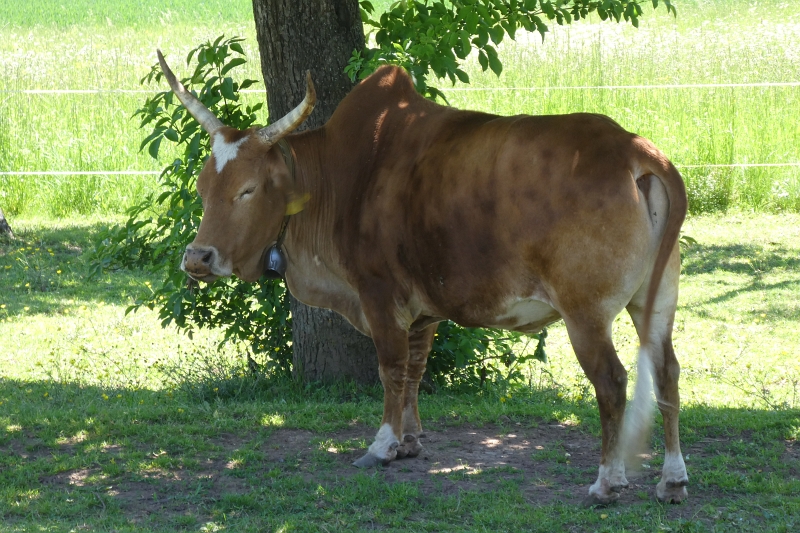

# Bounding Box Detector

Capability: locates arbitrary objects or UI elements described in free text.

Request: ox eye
[237,186,256,200]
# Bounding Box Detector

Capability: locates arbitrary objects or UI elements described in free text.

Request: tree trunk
[251,0,379,385]
[0,206,14,239]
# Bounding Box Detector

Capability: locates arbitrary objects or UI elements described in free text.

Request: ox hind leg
[396,323,437,459]
[626,246,688,503]
[563,317,630,505]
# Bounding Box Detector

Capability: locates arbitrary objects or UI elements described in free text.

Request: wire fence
[4,81,800,94]
[2,81,798,176]
[4,163,800,179]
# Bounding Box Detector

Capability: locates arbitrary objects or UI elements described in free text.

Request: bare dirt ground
[38,420,767,525]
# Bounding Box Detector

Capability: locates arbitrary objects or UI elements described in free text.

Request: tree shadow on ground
[0,220,158,315]
[681,242,800,319]
[682,242,800,277]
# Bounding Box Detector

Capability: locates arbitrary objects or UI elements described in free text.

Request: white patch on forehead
[212,132,249,174]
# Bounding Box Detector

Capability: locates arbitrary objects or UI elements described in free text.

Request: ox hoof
[395,434,423,459]
[657,478,689,504]
[582,492,619,508]
[583,478,620,507]
[611,480,629,492]
[353,452,391,468]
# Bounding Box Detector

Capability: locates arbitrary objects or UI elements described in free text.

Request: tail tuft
[621,345,655,466]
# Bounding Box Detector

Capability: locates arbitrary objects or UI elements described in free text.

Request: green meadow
[1,1,800,531]
[1,0,799,215]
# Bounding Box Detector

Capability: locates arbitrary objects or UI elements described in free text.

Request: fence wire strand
[2,81,798,177]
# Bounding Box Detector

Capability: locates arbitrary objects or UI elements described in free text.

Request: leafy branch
[92,36,294,378]
[349,0,675,101]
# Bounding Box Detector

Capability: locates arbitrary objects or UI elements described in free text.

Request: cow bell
[263,244,287,279]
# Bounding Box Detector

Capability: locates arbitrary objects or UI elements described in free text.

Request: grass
[1,2,799,530]
[0,0,253,28]
[1,213,799,531]
[1,0,799,216]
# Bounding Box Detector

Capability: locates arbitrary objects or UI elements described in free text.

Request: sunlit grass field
[1,0,799,216]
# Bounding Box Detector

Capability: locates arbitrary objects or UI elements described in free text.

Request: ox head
[156,50,316,283]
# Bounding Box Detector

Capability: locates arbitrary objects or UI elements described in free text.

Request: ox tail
[621,152,687,465]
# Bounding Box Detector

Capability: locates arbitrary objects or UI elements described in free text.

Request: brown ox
[157,50,689,505]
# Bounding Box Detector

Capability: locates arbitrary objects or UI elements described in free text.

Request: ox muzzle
[181,244,230,282]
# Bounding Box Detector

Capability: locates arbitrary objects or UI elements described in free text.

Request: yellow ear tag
[286,192,311,215]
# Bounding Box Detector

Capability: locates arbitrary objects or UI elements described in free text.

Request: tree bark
[251,0,379,385]
[0,206,14,239]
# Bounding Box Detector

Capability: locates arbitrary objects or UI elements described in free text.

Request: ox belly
[487,296,561,334]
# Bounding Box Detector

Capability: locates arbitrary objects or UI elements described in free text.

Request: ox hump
[212,132,249,174]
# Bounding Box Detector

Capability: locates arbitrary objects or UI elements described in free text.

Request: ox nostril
[201,251,213,265]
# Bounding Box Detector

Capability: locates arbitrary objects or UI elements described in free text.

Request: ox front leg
[566,320,629,506]
[353,317,409,468]
[396,324,437,460]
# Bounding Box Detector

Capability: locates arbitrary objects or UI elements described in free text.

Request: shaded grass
[1,213,799,531]
[0,376,798,532]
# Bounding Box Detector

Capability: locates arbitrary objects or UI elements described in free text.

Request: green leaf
[220,57,246,76]
[220,77,236,100]
[478,49,489,71]
[148,136,163,159]
[541,0,555,18]
[501,19,517,40]
[489,55,503,76]
[458,29,471,58]
[488,24,504,45]
[465,9,479,33]
[139,127,165,153]
[360,1,375,14]
[454,68,469,84]
[476,25,489,47]
[533,329,548,363]
[230,42,244,55]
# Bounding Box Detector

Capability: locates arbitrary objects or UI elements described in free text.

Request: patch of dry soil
[39,422,746,524]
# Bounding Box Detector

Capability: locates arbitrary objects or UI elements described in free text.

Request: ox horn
[257,71,317,144]
[156,49,224,134]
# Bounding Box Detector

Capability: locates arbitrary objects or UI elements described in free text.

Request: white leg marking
[589,464,612,496]
[367,423,399,461]
[589,458,628,496]
[662,451,687,482]
[607,457,628,488]
[212,133,249,173]
[657,450,689,502]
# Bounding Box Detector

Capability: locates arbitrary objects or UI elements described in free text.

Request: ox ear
[257,71,317,144]
[268,147,311,216]
[271,173,310,216]
[285,191,311,215]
